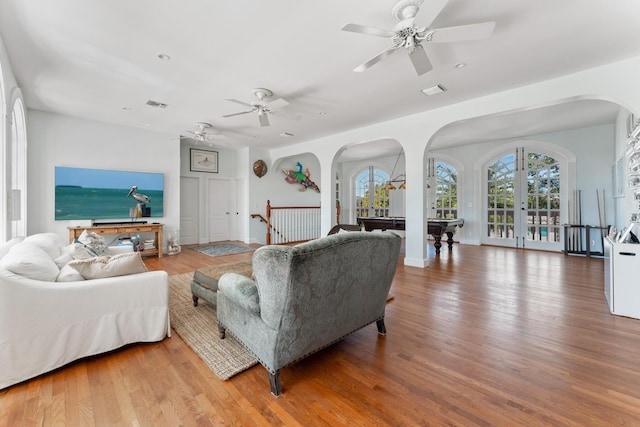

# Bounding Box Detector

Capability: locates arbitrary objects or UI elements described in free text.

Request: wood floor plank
[2,242,640,425]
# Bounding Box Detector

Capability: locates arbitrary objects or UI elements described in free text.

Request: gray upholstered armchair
[216,231,401,396]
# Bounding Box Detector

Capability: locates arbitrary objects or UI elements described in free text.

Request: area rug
[190,243,254,257]
[168,272,258,380]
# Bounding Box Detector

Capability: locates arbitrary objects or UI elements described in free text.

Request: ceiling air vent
[146,100,168,109]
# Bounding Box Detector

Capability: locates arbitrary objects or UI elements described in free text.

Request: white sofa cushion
[68,252,148,279]
[0,242,60,281]
[56,264,86,282]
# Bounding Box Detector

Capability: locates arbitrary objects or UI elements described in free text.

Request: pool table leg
[446,231,455,250]
[433,235,443,253]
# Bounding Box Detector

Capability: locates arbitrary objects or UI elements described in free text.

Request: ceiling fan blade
[354,45,400,72]
[258,113,270,127]
[408,45,433,76]
[267,97,289,108]
[341,23,396,38]
[225,98,253,108]
[417,0,450,28]
[427,21,496,43]
[207,134,227,140]
[222,110,253,118]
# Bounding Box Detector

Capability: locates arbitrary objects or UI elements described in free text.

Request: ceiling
[1,0,638,159]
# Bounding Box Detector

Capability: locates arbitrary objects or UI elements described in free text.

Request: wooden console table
[68,223,163,257]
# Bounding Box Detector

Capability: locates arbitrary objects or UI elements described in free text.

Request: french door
[484,147,562,251]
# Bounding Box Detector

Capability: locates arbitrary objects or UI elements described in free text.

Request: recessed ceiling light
[157,53,171,61]
[421,84,447,96]
[122,107,131,111]
[455,63,466,69]
[318,111,327,116]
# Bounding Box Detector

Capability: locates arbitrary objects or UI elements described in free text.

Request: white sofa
[0,232,171,389]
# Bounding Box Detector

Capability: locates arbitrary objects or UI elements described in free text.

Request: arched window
[0,61,6,241]
[435,161,458,219]
[355,166,390,219]
[11,98,27,237]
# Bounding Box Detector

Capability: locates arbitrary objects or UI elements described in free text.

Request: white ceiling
[1,0,638,159]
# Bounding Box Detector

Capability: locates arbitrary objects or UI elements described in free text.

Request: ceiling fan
[184,122,226,144]
[341,0,495,76]
[223,88,301,127]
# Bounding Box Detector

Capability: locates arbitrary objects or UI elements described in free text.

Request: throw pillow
[67,242,96,260]
[56,264,86,282]
[68,252,148,279]
[76,230,110,256]
[0,242,60,282]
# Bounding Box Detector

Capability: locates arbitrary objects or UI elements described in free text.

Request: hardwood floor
[2,242,640,426]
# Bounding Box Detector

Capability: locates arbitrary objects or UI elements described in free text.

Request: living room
[2,1,640,424]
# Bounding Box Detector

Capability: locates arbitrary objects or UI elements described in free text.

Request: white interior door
[484,148,563,251]
[179,177,199,245]
[208,178,230,242]
[233,178,246,242]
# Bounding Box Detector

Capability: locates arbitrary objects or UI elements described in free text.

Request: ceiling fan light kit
[342,0,495,76]
[185,122,226,144]
[222,88,300,128]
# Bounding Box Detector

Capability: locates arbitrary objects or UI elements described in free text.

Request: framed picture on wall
[190,148,218,173]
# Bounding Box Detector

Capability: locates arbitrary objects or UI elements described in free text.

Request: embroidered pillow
[68,252,147,279]
[75,230,110,256]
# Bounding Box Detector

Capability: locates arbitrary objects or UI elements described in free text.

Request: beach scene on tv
[55,166,164,220]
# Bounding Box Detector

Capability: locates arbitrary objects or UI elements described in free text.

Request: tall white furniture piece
[603,236,640,319]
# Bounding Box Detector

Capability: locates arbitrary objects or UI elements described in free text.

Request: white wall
[26,109,180,247]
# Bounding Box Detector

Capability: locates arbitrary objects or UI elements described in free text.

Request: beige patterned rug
[168,272,258,380]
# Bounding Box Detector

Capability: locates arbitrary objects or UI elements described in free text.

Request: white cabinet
[604,237,640,319]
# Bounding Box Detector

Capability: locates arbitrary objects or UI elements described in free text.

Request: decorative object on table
[127,185,151,217]
[253,159,268,177]
[190,148,218,173]
[168,272,257,380]
[167,230,181,255]
[190,243,254,258]
[282,161,320,192]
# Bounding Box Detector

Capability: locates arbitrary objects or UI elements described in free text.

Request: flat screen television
[55,166,164,220]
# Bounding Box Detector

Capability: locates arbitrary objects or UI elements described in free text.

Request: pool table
[357,217,464,253]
